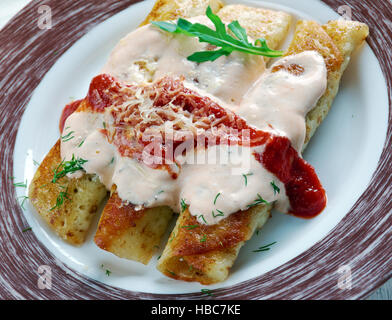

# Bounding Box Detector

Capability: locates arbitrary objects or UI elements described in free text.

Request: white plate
[13,0,388,294]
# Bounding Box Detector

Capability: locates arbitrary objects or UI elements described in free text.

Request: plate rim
[0,0,391,299]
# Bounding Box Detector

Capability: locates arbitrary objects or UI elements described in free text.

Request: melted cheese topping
[61,18,327,225]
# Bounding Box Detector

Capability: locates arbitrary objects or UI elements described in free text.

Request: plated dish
[28,0,368,284]
[1,0,390,300]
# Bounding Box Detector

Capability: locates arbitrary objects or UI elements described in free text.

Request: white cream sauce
[61,110,288,225]
[102,16,266,106]
[61,18,327,225]
[238,51,327,151]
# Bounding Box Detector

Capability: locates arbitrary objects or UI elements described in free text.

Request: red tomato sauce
[59,99,83,133]
[59,74,326,218]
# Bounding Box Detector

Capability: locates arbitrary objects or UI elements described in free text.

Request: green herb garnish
[50,188,70,211]
[167,270,176,276]
[270,181,280,195]
[18,196,29,210]
[13,180,27,188]
[247,193,268,208]
[242,172,253,186]
[213,192,221,205]
[212,209,224,218]
[201,288,214,296]
[152,6,283,63]
[198,214,207,224]
[61,131,75,142]
[180,198,188,212]
[182,225,199,230]
[252,241,276,253]
[52,155,87,183]
[101,264,112,276]
[22,227,32,233]
[78,139,85,148]
[200,234,207,242]
[169,231,176,243]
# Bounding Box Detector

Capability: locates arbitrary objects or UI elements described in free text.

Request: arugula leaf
[152,6,283,63]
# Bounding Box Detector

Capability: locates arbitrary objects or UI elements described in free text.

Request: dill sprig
[247,193,268,208]
[252,241,276,253]
[167,270,176,276]
[270,181,280,195]
[201,289,214,297]
[180,198,188,212]
[18,196,29,210]
[212,209,224,218]
[181,225,199,230]
[52,155,87,183]
[61,131,75,142]
[198,214,207,224]
[213,192,221,205]
[13,180,27,188]
[50,188,70,211]
[101,264,112,276]
[242,172,253,186]
[78,139,85,148]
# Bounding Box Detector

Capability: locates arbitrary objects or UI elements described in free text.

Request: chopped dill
[252,241,276,253]
[167,270,176,276]
[181,225,199,230]
[242,172,253,186]
[198,214,207,224]
[18,196,29,210]
[270,181,280,195]
[212,210,224,218]
[180,198,188,212]
[213,192,221,205]
[13,180,27,188]
[50,188,70,211]
[201,289,214,296]
[78,139,85,148]
[52,155,87,183]
[247,193,268,208]
[61,131,75,142]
